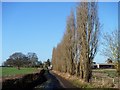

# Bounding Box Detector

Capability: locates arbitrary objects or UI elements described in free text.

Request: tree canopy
[3,52,42,69]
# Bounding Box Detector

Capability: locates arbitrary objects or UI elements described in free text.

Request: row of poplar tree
[52,2,100,83]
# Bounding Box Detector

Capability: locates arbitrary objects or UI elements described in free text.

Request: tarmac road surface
[34,70,77,89]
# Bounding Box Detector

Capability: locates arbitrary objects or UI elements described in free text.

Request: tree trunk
[17,66,20,70]
[80,63,84,79]
[76,62,80,76]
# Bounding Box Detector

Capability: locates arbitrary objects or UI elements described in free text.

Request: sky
[1,2,118,65]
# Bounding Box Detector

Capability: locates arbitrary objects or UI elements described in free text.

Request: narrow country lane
[51,71,77,88]
[34,70,78,89]
[34,70,63,89]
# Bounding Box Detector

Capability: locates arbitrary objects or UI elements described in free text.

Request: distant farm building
[92,63,115,69]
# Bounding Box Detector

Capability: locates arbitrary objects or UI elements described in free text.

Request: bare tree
[8,52,27,70]
[51,1,100,83]
[27,52,38,67]
[76,2,100,82]
[101,29,120,87]
[65,10,76,75]
[101,30,118,60]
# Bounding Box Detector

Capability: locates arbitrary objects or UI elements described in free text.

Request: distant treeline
[3,52,52,70]
[3,52,43,69]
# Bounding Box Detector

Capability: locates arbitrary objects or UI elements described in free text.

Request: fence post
[95,77,96,82]
[112,78,114,84]
[102,78,104,86]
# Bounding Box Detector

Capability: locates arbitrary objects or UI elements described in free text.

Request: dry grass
[92,69,119,88]
[53,69,120,88]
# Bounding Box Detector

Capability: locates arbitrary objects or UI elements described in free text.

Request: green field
[1,67,40,77]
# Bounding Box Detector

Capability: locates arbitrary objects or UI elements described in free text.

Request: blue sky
[2,2,118,65]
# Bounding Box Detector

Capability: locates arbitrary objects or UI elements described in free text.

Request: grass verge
[1,67,39,77]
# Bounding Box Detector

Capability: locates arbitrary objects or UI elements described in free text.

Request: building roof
[93,63,114,65]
